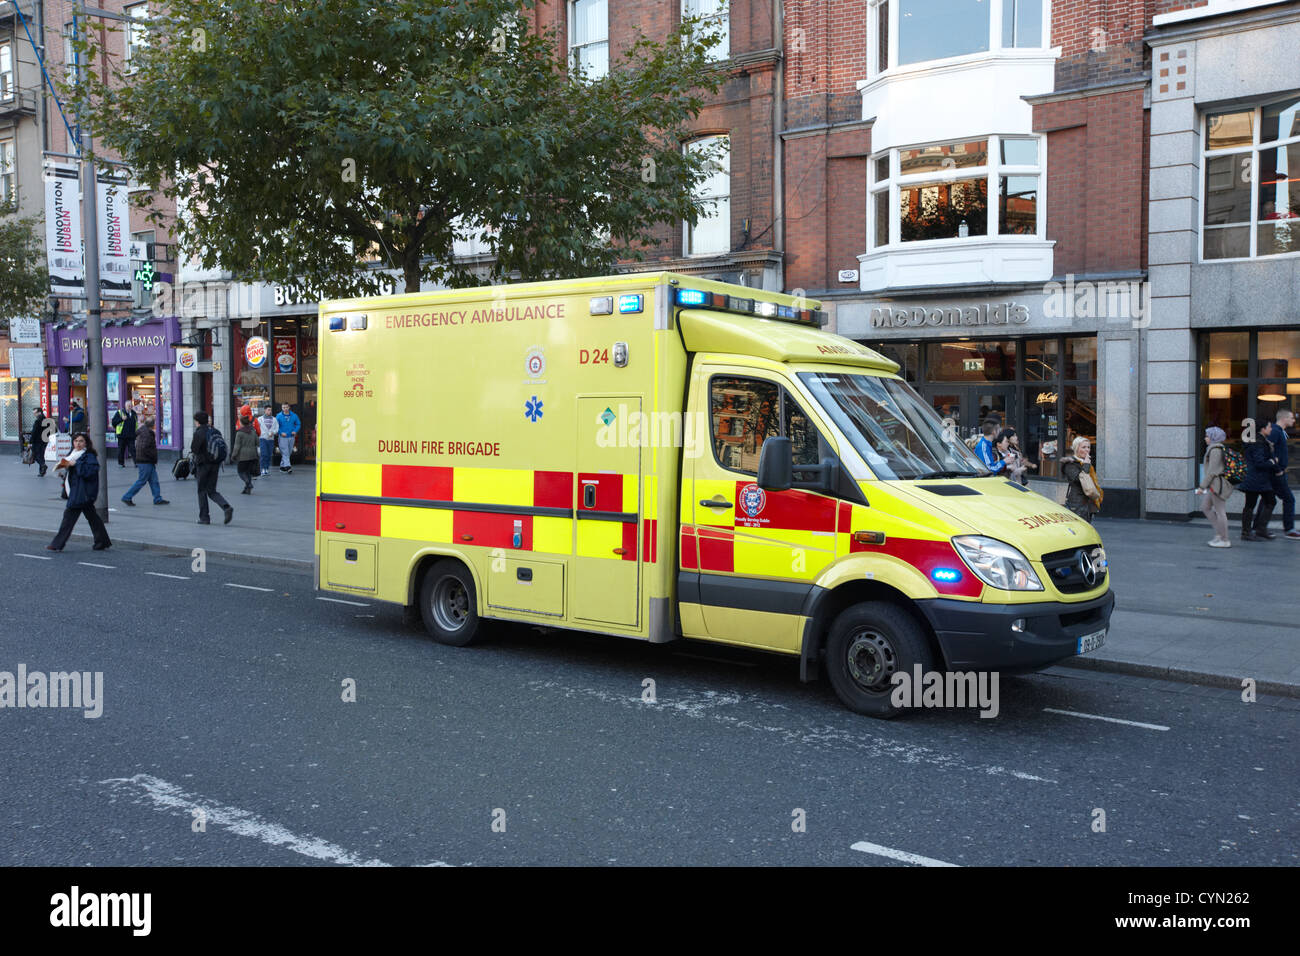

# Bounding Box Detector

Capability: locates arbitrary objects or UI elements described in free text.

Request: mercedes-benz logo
[1077,549,1097,588]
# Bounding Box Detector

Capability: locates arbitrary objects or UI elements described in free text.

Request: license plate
[1077,629,1107,655]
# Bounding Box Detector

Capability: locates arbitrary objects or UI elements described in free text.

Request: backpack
[206,427,228,465]
[172,456,191,480]
[1221,446,1247,485]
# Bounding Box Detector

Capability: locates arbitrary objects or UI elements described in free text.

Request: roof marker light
[328,316,346,331]
[754,301,777,317]
[590,296,614,315]
[675,288,708,307]
[617,294,643,314]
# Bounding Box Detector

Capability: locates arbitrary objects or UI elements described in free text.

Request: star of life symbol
[525,396,544,422]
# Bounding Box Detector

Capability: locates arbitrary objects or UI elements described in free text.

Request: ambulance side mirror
[757,437,793,492]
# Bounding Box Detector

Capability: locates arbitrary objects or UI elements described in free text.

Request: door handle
[699,498,733,509]
[583,484,596,508]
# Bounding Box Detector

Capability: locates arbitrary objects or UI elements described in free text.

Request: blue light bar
[675,288,708,307]
[328,316,346,331]
[618,294,643,314]
[932,568,963,583]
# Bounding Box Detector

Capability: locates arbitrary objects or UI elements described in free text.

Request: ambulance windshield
[799,373,989,481]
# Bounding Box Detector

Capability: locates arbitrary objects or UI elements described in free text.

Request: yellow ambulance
[316,273,1113,717]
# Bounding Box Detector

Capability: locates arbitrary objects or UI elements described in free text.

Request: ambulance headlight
[951,536,1043,591]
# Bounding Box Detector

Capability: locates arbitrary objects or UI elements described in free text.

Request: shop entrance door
[923,386,1016,443]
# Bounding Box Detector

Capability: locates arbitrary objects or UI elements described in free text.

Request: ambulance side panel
[316,281,687,643]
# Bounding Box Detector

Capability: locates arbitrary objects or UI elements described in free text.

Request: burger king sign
[175,346,199,371]
[245,336,268,369]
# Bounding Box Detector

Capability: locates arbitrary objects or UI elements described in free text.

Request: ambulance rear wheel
[825,602,933,719]
[420,560,483,647]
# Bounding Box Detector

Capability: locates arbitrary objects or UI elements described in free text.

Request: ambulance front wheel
[825,602,934,719]
[419,560,484,647]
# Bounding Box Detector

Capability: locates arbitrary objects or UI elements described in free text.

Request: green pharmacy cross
[133,261,156,292]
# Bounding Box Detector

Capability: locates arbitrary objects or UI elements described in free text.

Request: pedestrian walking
[1267,408,1298,540]
[120,414,169,506]
[974,420,1007,475]
[46,433,112,552]
[1240,418,1279,541]
[1195,426,1231,548]
[112,402,138,468]
[191,411,233,525]
[275,402,301,474]
[230,415,260,494]
[1060,436,1102,522]
[68,400,86,435]
[995,428,1034,486]
[256,405,279,477]
[28,411,52,477]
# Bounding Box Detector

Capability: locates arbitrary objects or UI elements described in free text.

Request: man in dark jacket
[47,433,111,551]
[191,410,233,525]
[1241,418,1279,541]
[28,412,51,477]
[1268,409,1297,539]
[120,414,169,506]
[112,402,138,467]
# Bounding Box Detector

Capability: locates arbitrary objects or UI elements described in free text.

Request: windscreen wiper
[913,470,984,480]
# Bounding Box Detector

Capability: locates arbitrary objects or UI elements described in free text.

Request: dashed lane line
[317,596,370,607]
[851,841,959,867]
[102,774,451,867]
[78,562,116,569]
[1042,707,1170,731]
[14,553,53,560]
[225,583,274,592]
[144,571,190,580]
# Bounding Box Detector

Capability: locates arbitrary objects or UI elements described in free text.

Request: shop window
[684,135,730,256]
[1198,330,1300,487]
[1023,338,1058,382]
[710,376,780,474]
[569,0,608,80]
[872,342,919,382]
[1064,337,1096,380]
[871,135,1042,249]
[1022,385,1060,477]
[869,0,1047,75]
[925,340,1016,382]
[0,376,19,441]
[683,0,728,61]
[1203,95,1300,260]
[125,2,149,74]
[1063,384,1097,464]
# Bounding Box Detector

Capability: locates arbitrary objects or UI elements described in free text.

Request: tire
[418,559,484,647]
[824,601,935,718]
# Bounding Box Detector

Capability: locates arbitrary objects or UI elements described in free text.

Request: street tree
[72,0,725,296]
[0,198,48,331]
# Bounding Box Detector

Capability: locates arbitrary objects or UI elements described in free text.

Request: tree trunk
[403,257,421,294]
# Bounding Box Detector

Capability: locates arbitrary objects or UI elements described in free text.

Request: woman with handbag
[1061,436,1102,522]
[1195,426,1231,548]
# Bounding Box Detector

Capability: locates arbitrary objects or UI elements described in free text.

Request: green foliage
[0,198,48,328]
[71,0,725,294]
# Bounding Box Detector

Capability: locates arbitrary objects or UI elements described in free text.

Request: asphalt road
[1,529,1296,867]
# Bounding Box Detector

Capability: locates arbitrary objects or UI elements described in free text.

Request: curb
[1056,654,1300,700]
[0,523,314,573]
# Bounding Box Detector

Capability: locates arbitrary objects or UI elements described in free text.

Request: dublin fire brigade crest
[740,483,766,518]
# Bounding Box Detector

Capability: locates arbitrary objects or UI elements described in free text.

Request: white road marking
[851,841,959,867]
[102,774,451,867]
[15,553,53,560]
[317,596,370,607]
[144,571,190,580]
[78,562,116,569]
[1043,707,1170,731]
[530,680,1055,783]
[225,583,274,592]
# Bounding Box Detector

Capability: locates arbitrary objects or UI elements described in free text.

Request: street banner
[98,171,132,299]
[9,316,41,344]
[8,347,46,378]
[44,165,83,297]
[39,376,49,415]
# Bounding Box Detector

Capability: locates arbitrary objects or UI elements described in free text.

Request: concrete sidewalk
[2,455,1295,695]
